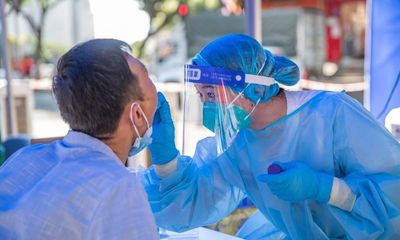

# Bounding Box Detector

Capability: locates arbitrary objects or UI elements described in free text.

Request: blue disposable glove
[148,92,179,165]
[258,161,333,203]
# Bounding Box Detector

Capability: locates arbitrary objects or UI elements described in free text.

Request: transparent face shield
[182,64,275,156]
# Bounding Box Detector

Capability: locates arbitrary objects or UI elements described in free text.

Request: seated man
[0,39,159,239]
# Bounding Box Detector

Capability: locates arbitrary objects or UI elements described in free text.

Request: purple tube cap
[268,164,283,174]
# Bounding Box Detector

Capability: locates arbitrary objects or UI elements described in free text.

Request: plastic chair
[3,135,31,159]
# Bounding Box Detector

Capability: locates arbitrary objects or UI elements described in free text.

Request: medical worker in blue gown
[144,34,400,239]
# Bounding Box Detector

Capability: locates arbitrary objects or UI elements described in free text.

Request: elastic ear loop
[245,97,261,120]
[226,84,261,120]
[130,102,150,146]
[227,51,267,110]
[258,58,267,75]
[130,102,141,140]
[227,84,250,109]
[243,54,270,119]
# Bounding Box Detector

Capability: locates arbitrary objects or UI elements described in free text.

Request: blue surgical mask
[128,102,153,157]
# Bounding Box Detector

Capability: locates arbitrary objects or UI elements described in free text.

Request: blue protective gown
[144,91,400,239]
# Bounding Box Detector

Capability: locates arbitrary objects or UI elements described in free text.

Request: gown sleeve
[330,93,400,239]
[144,137,246,232]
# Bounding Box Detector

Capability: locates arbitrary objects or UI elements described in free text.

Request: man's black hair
[53,39,144,137]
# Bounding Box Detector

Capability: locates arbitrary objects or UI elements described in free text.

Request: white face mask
[128,102,153,157]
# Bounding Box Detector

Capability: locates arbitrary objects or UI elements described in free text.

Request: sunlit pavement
[32,90,69,139]
[32,109,69,139]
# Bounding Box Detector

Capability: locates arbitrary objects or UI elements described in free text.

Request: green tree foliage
[135,0,221,58]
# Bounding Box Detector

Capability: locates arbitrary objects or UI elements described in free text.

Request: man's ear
[129,103,146,128]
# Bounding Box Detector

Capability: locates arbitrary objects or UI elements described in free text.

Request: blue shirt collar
[62,130,124,166]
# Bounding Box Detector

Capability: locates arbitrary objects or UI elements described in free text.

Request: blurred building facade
[262,0,366,65]
[150,0,366,84]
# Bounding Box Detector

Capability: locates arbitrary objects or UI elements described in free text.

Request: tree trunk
[137,34,150,59]
[33,28,42,79]
[33,6,48,79]
[137,13,176,58]
[14,12,20,61]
